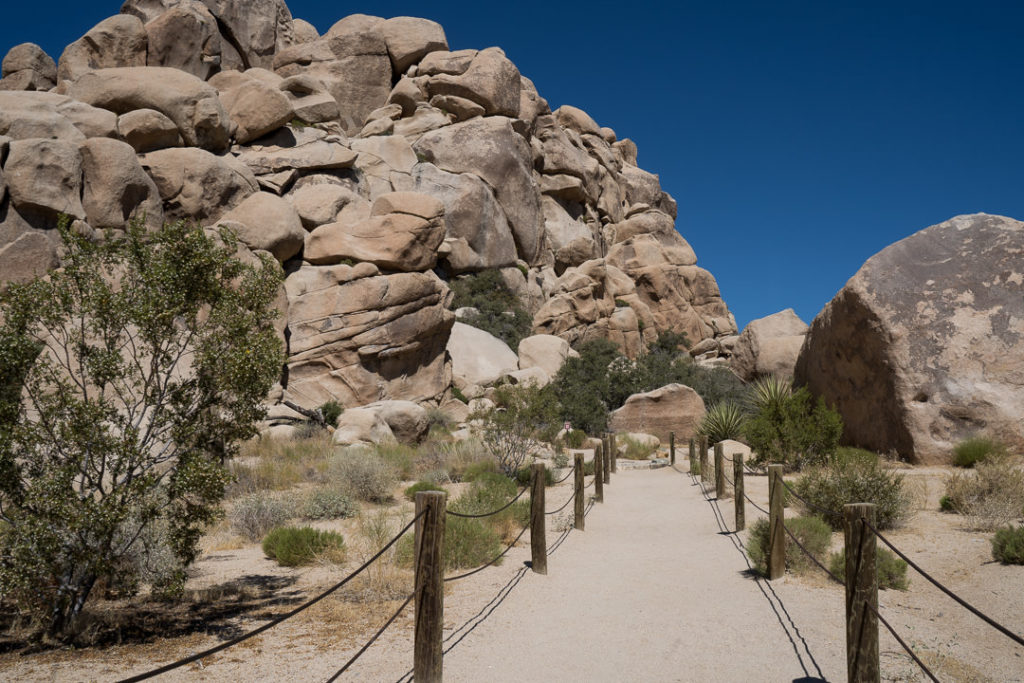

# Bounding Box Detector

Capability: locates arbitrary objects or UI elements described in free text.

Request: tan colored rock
[140,146,258,222]
[116,108,181,152]
[0,217,60,286]
[730,309,808,382]
[554,104,601,136]
[418,49,476,76]
[517,334,578,378]
[79,138,164,230]
[143,1,221,79]
[67,67,231,151]
[379,17,448,73]
[414,116,541,264]
[209,70,293,143]
[388,77,427,116]
[292,19,320,44]
[609,384,706,442]
[447,322,519,389]
[4,138,84,222]
[0,91,117,141]
[234,129,357,175]
[286,183,360,229]
[1,43,57,91]
[366,400,429,443]
[504,367,551,388]
[216,191,305,262]
[370,191,443,220]
[795,213,1024,463]
[333,407,395,445]
[425,47,520,117]
[58,15,148,83]
[305,211,444,271]
[286,266,454,407]
[279,74,340,124]
[428,94,483,121]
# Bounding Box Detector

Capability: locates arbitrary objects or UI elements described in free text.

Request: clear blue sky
[4,1,1023,329]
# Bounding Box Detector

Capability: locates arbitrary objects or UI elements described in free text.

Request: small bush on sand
[698,402,746,444]
[953,437,1006,468]
[619,435,658,460]
[744,377,843,470]
[319,400,344,427]
[262,526,346,567]
[944,456,1024,530]
[515,465,555,487]
[828,548,909,590]
[793,456,912,531]
[563,429,587,449]
[452,472,530,543]
[328,451,399,503]
[746,516,831,576]
[231,434,333,494]
[991,526,1024,565]
[229,493,294,542]
[301,487,356,520]
[404,481,446,501]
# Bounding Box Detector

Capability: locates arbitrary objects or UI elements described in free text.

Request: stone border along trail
[346,465,848,682]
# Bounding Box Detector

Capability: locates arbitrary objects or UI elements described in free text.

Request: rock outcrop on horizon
[795,214,1024,464]
[0,0,736,420]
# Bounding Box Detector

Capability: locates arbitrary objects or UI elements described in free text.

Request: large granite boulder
[446,321,519,389]
[730,308,808,381]
[0,91,118,141]
[142,1,222,79]
[1,43,57,91]
[608,383,706,442]
[216,191,305,262]
[57,15,148,83]
[795,214,1024,464]
[140,146,258,221]
[379,17,448,74]
[518,334,578,378]
[4,138,85,223]
[79,137,164,230]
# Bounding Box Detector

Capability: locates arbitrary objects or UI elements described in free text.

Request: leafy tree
[471,384,560,477]
[0,219,284,639]
[449,270,532,349]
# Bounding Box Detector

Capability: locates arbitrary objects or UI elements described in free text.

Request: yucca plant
[698,402,746,444]
[748,375,793,412]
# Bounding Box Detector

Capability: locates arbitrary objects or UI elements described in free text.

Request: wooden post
[699,436,710,483]
[602,433,611,485]
[733,454,745,531]
[767,465,785,580]
[688,437,696,474]
[844,503,879,683]
[609,431,618,473]
[594,441,604,503]
[714,442,725,498]
[530,463,547,575]
[414,491,446,683]
[670,432,676,465]
[573,453,585,530]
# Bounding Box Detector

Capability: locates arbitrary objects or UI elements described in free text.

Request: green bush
[404,481,446,501]
[461,458,500,482]
[744,381,843,470]
[991,526,1024,564]
[301,488,356,520]
[262,526,346,567]
[440,517,502,569]
[943,456,1024,530]
[746,516,832,576]
[619,435,657,460]
[318,400,343,427]
[953,437,1006,468]
[515,465,554,487]
[698,402,746,444]
[828,548,909,590]
[327,451,399,503]
[230,493,294,542]
[472,383,561,476]
[563,429,587,449]
[792,457,912,530]
[449,270,532,349]
[452,386,469,404]
[939,495,955,512]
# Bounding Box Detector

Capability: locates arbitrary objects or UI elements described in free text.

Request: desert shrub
[793,457,912,530]
[262,526,346,567]
[939,495,955,512]
[319,400,344,427]
[452,472,530,534]
[991,526,1024,564]
[472,384,561,477]
[404,481,446,501]
[372,442,417,480]
[451,387,469,404]
[229,493,294,542]
[698,402,746,444]
[828,548,909,590]
[425,407,454,433]
[953,437,1005,468]
[943,457,1024,530]
[301,487,356,520]
[461,458,500,482]
[328,451,399,503]
[552,452,570,469]
[441,517,502,569]
[515,465,555,487]
[230,434,334,494]
[832,447,880,466]
[744,378,843,469]
[450,270,532,348]
[690,461,701,477]
[746,516,832,576]
[619,435,657,460]
[563,429,587,449]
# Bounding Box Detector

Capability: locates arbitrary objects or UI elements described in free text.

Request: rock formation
[730,308,808,381]
[0,0,736,423]
[608,384,706,442]
[795,214,1024,464]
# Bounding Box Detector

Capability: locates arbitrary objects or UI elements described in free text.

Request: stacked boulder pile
[0,0,736,431]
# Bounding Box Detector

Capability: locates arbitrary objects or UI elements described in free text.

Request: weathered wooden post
[733,454,745,531]
[594,441,604,503]
[414,491,446,683]
[767,464,785,580]
[530,463,547,575]
[602,433,611,485]
[670,431,676,465]
[714,442,725,498]
[844,503,880,683]
[688,437,696,474]
[609,431,618,473]
[573,453,585,530]
[699,436,710,483]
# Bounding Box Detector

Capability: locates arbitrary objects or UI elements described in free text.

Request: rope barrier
[862,600,940,682]
[780,521,842,584]
[545,490,575,516]
[325,593,415,682]
[117,510,425,683]
[779,479,833,518]
[443,523,530,583]
[862,518,1024,649]
[553,466,575,485]
[445,486,528,519]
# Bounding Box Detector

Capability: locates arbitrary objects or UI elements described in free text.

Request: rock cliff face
[0,0,736,415]
[795,214,1024,464]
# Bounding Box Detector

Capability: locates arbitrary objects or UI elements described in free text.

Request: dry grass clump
[327,450,399,503]
[943,456,1024,531]
[228,492,294,542]
[230,433,334,494]
[343,510,413,603]
[619,435,658,460]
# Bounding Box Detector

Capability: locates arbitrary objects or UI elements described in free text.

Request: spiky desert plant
[698,402,746,444]
[749,375,793,412]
